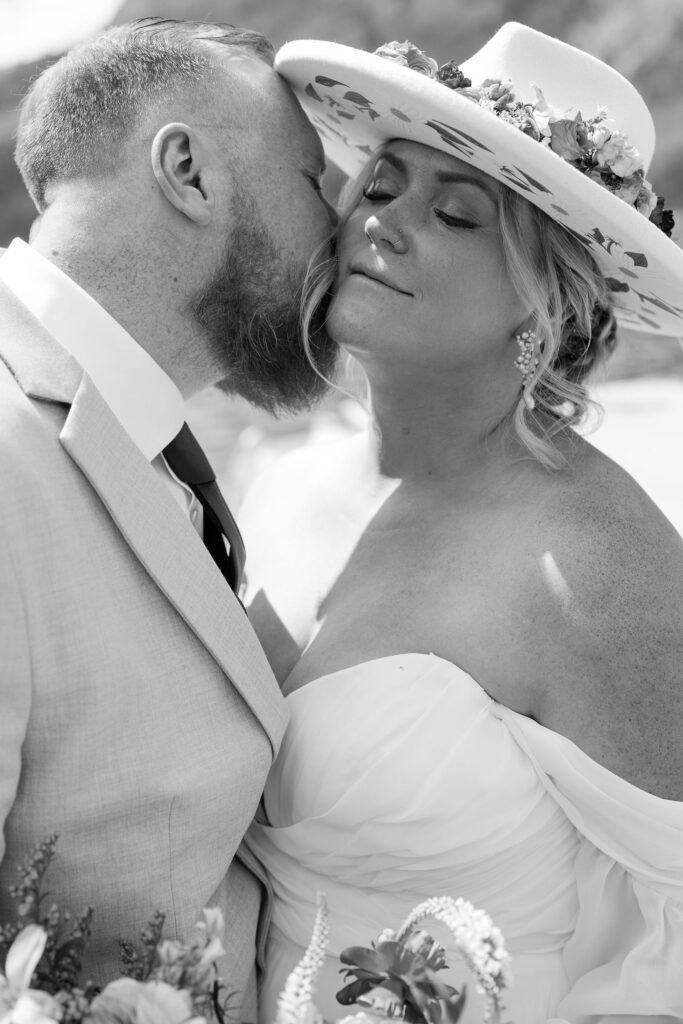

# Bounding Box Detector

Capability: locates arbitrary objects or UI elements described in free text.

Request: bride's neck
[363,376,514,486]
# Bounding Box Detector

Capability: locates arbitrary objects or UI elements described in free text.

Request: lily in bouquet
[276,895,511,1024]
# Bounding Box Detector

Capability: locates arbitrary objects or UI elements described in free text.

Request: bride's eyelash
[362,184,394,201]
[361,185,478,230]
[435,210,478,230]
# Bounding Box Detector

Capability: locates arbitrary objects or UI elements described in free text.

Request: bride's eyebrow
[379,150,497,205]
[372,150,406,174]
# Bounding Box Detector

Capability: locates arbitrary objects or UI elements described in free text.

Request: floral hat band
[275,22,683,338]
[374,40,674,237]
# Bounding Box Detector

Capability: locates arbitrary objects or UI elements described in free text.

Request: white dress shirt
[0,238,203,531]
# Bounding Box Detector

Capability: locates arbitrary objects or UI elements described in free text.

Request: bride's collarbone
[280,489,551,637]
[267,474,587,700]
[282,503,623,713]
[281,560,542,713]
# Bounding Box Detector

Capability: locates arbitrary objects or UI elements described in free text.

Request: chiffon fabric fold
[244,653,683,1024]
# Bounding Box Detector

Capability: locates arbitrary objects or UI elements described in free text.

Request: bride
[242,23,683,1024]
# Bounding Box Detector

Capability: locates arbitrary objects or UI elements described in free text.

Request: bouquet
[0,838,511,1024]
[277,895,511,1024]
[0,835,231,1024]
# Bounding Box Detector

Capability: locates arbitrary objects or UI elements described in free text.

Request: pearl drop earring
[513,329,539,410]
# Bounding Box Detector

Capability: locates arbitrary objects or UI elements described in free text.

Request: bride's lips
[348,263,413,296]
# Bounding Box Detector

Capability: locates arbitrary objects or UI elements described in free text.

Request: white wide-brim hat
[275,22,683,337]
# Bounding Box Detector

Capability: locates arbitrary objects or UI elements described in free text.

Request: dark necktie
[162,423,246,594]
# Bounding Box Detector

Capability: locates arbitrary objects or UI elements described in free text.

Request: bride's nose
[363,213,409,253]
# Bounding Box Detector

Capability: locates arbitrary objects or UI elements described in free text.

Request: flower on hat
[435,59,471,90]
[373,40,675,237]
[547,113,589,161]
[463,78,517,115]
[373,41,438,77]
[635,179,658,218]
[594,129,643,178]
[586,120,611,150]
[649,196,676,237]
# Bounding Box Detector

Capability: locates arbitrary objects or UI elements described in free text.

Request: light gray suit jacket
[0,281,288,1016]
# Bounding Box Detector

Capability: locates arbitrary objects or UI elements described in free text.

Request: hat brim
[276,41,683,338]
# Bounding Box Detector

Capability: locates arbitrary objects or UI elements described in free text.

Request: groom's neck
[29,198,219,399]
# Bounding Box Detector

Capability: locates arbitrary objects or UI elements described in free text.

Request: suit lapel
[0,280,82,402]
[0,286,287,753]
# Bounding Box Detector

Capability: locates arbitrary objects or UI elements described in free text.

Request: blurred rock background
[1,0,682,531]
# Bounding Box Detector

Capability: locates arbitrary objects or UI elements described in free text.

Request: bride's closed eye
[362,185,479,231]
[361,182,396,202]
[435,209,478,230]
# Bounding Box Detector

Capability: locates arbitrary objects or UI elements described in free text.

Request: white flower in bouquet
[0,925,60,1024]
[87,978,205,1024]
[276,894,328,1024]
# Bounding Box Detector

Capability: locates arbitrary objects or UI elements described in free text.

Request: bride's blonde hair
[301,150,619,470]
[498,187,618,468]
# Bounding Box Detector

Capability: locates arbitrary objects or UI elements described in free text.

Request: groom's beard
[191,194,337,415]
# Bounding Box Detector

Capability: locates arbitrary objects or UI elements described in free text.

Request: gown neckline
[284,651,486,699]
[282,650,683,808]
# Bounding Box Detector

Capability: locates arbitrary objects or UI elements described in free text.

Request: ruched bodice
[244,654,683,1023]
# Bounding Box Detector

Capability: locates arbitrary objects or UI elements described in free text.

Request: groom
[0,18,336,1016]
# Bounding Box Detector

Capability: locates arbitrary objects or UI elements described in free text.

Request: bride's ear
[151,122,213,227]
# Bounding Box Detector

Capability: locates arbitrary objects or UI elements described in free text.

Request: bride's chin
[326,296,376,351]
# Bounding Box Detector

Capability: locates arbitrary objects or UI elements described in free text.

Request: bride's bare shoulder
[548,438,683,588]
[519,439,683,797]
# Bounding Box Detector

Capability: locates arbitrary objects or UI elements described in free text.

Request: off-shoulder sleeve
[493,704,683,1024]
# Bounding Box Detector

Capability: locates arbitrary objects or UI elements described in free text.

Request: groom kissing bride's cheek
[2,15,683,1024]
[0,16,337,1022]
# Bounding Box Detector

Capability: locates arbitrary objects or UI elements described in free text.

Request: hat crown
[460,22,655,171]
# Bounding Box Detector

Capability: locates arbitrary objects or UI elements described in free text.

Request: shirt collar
[0,238,185,460]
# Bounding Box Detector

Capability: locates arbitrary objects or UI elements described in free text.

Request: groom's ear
[151,122,213,227]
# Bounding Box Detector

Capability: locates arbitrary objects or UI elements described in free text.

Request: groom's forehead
[219,54,323,154]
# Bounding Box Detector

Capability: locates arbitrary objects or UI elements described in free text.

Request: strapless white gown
[244,654,683,1024]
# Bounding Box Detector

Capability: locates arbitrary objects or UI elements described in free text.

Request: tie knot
[162,423,216,486]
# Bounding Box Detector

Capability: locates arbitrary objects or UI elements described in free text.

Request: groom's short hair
[15,18,274,212]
